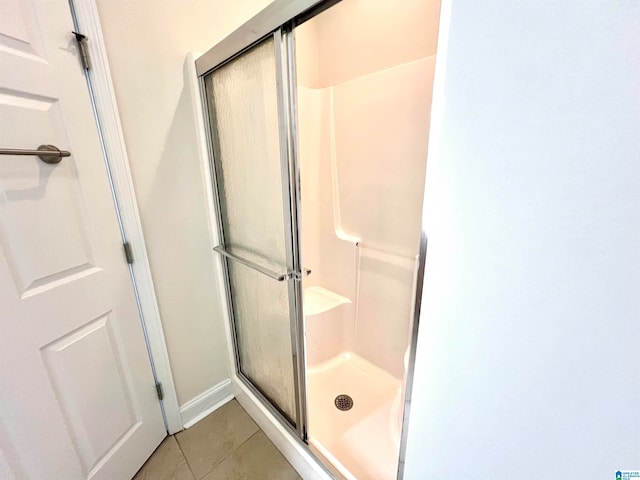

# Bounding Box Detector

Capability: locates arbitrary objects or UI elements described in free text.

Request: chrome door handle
[213,246,289,281]
[0,145,70,164]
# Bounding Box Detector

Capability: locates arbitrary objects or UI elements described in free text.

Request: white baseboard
[233,377,334,480]
[180,379,234,429]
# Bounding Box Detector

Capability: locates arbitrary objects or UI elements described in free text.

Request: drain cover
[334,394,354,411]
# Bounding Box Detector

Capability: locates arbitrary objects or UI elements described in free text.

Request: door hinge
[123,242,134,264]
[72,31,91,70]
[155,382,164,401]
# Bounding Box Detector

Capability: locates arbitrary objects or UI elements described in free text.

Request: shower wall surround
[299,57,435,377]
[295,2,439,476]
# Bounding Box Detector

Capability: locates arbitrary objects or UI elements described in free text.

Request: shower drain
[334,394,354,411]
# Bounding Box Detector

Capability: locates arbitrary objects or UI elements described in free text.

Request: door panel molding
[41,312,139,474]
[67,0,182,434]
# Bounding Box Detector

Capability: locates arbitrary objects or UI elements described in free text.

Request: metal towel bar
[0,145,70,164]
[213,246,289,281]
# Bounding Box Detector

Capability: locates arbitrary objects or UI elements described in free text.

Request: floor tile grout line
[198,428,262,479]
[174,433,199,480]
[174,401,261,480]
[148,416,299,480]
[132,438,164,480]
[233,427,261,453]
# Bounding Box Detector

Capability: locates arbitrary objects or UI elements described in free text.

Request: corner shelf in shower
[303,286,351,316]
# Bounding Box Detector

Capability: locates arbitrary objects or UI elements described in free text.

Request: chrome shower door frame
[197,1,435,478]
[199,25,309,440]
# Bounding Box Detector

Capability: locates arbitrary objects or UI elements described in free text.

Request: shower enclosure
[197,1,440,478]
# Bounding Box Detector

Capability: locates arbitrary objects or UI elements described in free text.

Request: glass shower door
[203,33,304,431]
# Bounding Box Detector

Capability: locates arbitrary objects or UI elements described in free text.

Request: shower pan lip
[309,435,359,480]
[307,352,402,479]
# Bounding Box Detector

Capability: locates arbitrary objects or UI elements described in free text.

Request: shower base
[306,352,402,480]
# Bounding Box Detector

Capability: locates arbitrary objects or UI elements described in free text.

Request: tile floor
[133,400,301,480]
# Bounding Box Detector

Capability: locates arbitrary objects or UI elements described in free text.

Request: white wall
[406,1,640,478]
[95,0,271,406]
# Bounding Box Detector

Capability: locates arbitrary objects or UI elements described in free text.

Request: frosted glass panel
[205,37,297,423]
[228,262,296,420]
[208,37,287,271]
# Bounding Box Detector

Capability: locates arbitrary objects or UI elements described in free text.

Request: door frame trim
[67,0,182,434]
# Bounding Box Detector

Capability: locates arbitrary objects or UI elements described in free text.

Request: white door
[0,1,166,479]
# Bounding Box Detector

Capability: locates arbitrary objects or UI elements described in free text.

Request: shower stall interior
[197,1,441,478]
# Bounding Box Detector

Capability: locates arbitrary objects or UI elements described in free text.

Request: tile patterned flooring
[133,400,301,480]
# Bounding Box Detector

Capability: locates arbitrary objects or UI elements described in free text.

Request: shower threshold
[307,352,402,480]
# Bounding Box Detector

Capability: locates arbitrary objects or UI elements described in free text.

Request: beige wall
[296,0,440,88]
[96,0,271,406]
